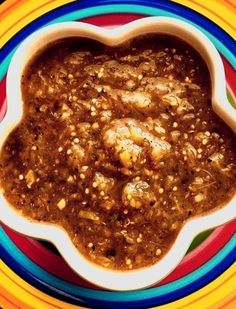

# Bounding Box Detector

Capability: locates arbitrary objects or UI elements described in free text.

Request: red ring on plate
[3,219,236,288]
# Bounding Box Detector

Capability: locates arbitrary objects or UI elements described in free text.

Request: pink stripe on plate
[3,219,235,289]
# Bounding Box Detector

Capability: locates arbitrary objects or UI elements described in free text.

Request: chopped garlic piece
[57,198,66,210]
[25,170,36,188]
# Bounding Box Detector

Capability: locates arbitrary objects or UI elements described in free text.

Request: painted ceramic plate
[0,1,235,308]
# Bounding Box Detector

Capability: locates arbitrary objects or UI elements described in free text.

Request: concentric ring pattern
[0,1,235,308]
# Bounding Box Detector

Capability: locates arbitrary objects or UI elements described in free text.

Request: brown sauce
[0,35,236,270]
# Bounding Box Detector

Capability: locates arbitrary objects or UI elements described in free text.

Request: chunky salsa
[0,35,235,270]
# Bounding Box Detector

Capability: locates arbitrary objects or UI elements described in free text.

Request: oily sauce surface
[0,35,236,270]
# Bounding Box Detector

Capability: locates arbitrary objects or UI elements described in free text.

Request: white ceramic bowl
[0,17,236,291]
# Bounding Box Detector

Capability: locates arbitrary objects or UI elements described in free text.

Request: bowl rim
[0,16,236,291]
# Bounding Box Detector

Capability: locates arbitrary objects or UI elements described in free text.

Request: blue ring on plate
[0,1,236,307]
[0,0,235,79]
[0,0,234,61]
[0,227,235,308]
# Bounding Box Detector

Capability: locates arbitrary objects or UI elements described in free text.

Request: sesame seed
[138,74,143,80]
[81,166,89,172]
[92,182,98,188]
[173,186,178,191]
[173,122,178,128]
[88,242,94,248]
[127,194,132,200]
[19,174,24,180]
[92,122,99,130]
[73,138,79,144]
[80,173,85,180]
[194,193,204,202]
[159,188,164,194]
[57,198,66,210]
[91,111,96,116]
[102,102,108,110]
[202,139,208,145]
[31,145,37,151]
[126,258,132,265]
[68,74,73,79]
[171,223,178,230]
[91,106,96,112]
[67,149,72,155]
[85,188,90,194]
[58,147,63,152]
[185,76,191,83]
[100,116,106,122]
[67,175,74,183]
[156,248,162,256]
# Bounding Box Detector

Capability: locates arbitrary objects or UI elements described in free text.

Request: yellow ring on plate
[0,0,235,307]
[0,260,235,309]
